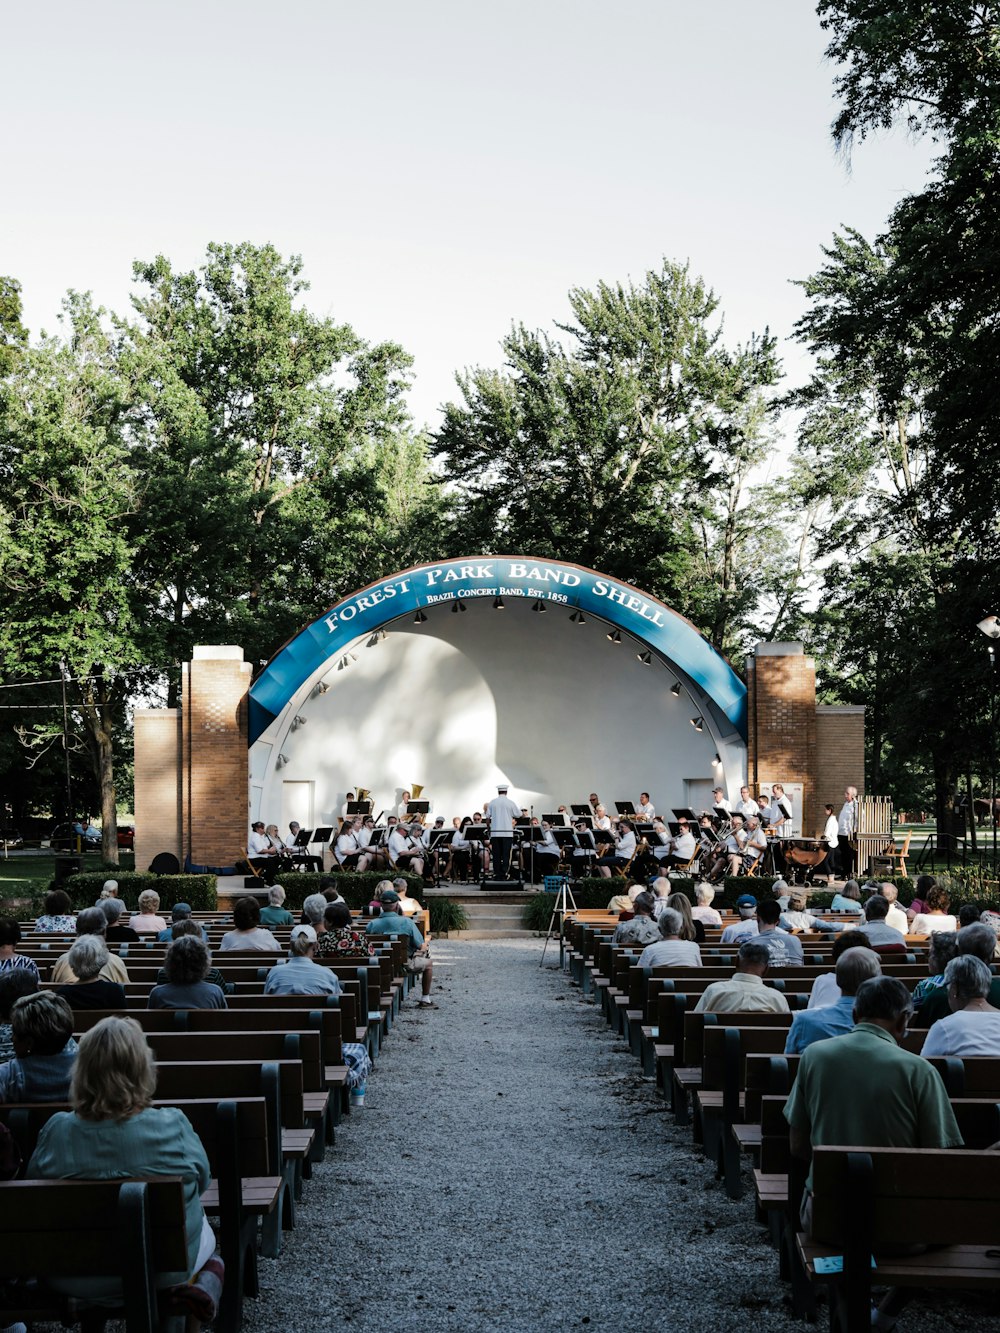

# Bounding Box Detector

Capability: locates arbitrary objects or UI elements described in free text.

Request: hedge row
[60,873,218,912]
[272,871,425,911]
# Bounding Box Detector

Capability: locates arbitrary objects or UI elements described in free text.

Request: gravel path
[243,939,1000,1333]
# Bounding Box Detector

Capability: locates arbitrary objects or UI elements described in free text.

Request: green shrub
[428,898,469,934]
[61,873,217,912]
[274,871,424,911]
[520,877,697,928]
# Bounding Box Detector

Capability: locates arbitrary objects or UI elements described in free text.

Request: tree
[0,293,138,862]
[433,260,784,652]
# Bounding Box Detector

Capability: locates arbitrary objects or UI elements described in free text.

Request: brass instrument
[411,783,424,799]
[356,787,371,803]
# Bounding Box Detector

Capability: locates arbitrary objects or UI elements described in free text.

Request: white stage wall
[250,597,747,828]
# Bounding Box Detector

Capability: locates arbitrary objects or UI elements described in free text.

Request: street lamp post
[977,617,1000,871]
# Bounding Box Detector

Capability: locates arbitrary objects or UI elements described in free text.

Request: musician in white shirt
[636,793,655,820]
[725,815,748,876]
[665,819,697,869]
[285,821,323,872]
[737,786,760,820]
[340,792,356,819]
[650,819,672,863]
[711,787,732,816]
[596,819,637,877]
[532,822,561,880]
[397,790,411,820]
[388,822,424,877]
[837,785,859,882]
[743,816,768,869]
[571,821,597,874]
[335,818,373,872]
[768,784,792,832]
[819,802,840,881]
[485,785,522,879]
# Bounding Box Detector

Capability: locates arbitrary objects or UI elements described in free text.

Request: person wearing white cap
[486,784,522,879]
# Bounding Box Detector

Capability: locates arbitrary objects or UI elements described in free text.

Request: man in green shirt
[785,975,962,1330]
[366,889,437,1008]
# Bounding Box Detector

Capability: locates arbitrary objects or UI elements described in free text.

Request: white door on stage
[684,778,715,814]
[281,781,314,831]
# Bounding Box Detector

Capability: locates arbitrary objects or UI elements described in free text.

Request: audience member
[50,908,129,984]
[130,889,168,935]
[0,992,77,1102]
[264,926,342,996]
[906,873,938,922]
[315,901,375,957]
[920,955,1000,1057]
[33,889,76,934]
[156,901,207,942]
[877,882,909,934]
[367,889,436,1007]
[259,884,295,928]
[0,918,40,980]
[668,893,705,943]
[27,1016,223,1327]
[149,936,227,1010]
[806,931,873,1009]
[910,931,961,1012]
[0,969,39,1061]
[910,884,957,936]
[690,882,722,928]
[858,894,909,951]
[54,937,127,1010]
[720,895,759,945]
[100,896,140,942]
[830,879,863,914]
[219,898,281,952]
[637,908,703,973]
[754,900,804,966]
[785,947,881,1052]
[301,893,330,933]
[612,892,660,945]
[914,923,1000,1025]
[693,940,789,1014]
[156,920,232,992]
[780,892,838,934]
[394,878,423,919]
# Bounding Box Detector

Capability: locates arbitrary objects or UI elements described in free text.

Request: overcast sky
[3,0,932,431]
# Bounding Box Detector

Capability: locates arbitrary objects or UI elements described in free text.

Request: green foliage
[273,871,423,911]
[61,872,217,911]
[427,897,469,934]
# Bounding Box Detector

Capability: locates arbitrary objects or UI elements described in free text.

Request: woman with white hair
[920,955,1000,1057]
[27,1017,223,1327]
[690,883,722,929]
[54,937,127,1011]
[130,889,167,934]
[300,892,330,932]
[260,884,294,928]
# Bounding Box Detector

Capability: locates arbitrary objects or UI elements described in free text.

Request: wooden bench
[798,1146,1000,1333]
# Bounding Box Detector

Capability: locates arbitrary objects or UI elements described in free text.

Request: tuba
[356,787,373,814]
[410,783,424,799]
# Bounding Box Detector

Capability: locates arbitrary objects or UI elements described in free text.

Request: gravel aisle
[243,939,1000,1333]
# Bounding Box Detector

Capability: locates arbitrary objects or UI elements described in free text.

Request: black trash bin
[53,855,81,884]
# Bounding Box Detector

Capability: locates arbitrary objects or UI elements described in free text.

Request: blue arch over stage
[248,556,748,745]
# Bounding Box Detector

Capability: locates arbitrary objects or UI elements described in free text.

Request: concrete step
[450,928,538,940]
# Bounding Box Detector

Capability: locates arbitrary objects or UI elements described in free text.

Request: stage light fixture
[607,629,622,644]
[691,715,704,732]
[366,630,387,647]
[532,599,547,613]
[670,681,681,697]
[414,610,428,624]
[493,597,505,610]
[637,650,652,665]
[451,600,467,613]
[290,714,307,731]
[569,610,586,625]
[978,615,1000,640]
[276,753,289,769]
[310,681,330,698]
[712,752,722,766]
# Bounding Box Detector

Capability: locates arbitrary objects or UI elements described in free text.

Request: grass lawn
[0,852,135,900]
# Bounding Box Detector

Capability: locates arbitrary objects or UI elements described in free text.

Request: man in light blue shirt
[785,946,881,1053]
[264,926,343,997]
[366,889,436,1007]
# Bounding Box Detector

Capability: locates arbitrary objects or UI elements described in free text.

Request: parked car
[117,825,135,849]
[49,822,101,851]
[0,829,23,850]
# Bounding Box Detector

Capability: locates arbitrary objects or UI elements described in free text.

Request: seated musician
[636,792,655,820]
[555,805,571,825]
[592,805,613,852]
[397,790,411,820]
[664,818,696,869]
[596,819,636,878]
[358,815,389,870]
[571,820,597,877]
[422,816,447,880]
[248,821,283,885]
[743,815,768,871]
[389,822,425,878]
[449,817,473,881]
[697,817,728,882]
[334,817,373,873]
[284,821,323,872]
[533,821,561,881]
[725,815,748,876]
[649,819,672,869]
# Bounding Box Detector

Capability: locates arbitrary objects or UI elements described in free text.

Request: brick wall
[181,648,252,866]
[815,706,866,816]
[133,710,182,871]
[746,645,818,834]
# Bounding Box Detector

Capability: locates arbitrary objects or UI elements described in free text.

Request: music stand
[312,826,334,845]
[407,799,430,816]
[542,813,566,826]
[712,804,730,821]
[346,801,371,816]
[615,800,636,815]
[571,828,597,877]
[466,824,489,882]
[429,829,454,887]
[672,808,698,822]
[570,804,591,817]
[520,824,544,883]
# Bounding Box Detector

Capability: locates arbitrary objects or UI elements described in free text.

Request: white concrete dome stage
[248,557,749,830]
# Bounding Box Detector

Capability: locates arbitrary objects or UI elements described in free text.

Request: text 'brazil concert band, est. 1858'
[247,782,843,886]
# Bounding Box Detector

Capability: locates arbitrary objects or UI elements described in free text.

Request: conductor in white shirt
[485,784,522,879]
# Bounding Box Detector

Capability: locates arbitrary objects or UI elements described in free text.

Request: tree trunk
[80,697,119,867]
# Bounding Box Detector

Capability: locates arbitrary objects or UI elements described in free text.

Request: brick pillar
[133,710,182,872]
[746,642,818,835]
[181,647,252,867]
[815,706,866,813]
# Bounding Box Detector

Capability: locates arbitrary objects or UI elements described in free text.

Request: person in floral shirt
[314,901,375,957]
[33,889,77,933]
